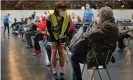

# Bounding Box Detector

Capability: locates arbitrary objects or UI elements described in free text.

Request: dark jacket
[82,19,119,69]
[83,19,119,52]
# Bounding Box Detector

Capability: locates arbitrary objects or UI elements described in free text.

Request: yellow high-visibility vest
[47,10,70,40]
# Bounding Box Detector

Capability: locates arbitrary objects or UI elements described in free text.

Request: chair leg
[64,47,71,63]
[97,69,102,80]
[65,47,70,58]
[82,64,86,75]
[65,54,68,63]
[104,67,111,80]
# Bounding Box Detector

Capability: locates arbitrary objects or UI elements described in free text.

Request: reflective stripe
[48,10,69,40]
[61,13,70,36]
[49,10,58,27]
[49,10,58,40]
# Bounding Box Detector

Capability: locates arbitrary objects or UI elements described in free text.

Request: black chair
[81,48,115,80]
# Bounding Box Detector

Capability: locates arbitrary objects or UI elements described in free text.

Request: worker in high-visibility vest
[46,1,71,80]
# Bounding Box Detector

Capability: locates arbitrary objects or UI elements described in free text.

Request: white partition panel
[1,9,133,26]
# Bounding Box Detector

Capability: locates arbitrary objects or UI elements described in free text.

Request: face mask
[59,11,67,17]
[86,7,90,9]
[97,17,101,24]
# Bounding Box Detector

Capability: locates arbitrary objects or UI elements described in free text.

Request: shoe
[32,50,41,56]
[26,45,33,48]
[46,63,51,66]
[52,73,58,80]
[59,72,65,80]
[22,39,26,42]
[3,32,5,35]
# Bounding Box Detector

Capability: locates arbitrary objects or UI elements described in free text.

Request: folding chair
[64,46,71,63]
[81,48,114,80]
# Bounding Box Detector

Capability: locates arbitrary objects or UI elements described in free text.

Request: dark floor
[1,32,133,80]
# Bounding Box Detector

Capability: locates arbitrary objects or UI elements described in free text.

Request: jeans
[34,32,44,50]
[44,40,51,62]
[71,53,86,80]
[25,31,36,47]
[3,22,9,34]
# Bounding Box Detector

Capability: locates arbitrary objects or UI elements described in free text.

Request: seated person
[12,22,23,35]
[25,17,37,48]
[77,16,81,22]
[10,18,17,31]
[32,16,47,56]
[118,26,132,51]
[70,6,119,80]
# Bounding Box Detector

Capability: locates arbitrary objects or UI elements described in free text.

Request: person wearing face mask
[83,4,94,23]
[46,1,71,80]
[70,6,118,80]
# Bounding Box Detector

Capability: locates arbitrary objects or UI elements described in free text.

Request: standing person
[83,4,94,23]
[46,1,71,80]
[3,13,10,35]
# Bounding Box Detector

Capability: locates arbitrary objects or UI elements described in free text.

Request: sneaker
[59,72,65,80]
[32,50,41,56]
[52,73,58,80]
[26,45,33,48]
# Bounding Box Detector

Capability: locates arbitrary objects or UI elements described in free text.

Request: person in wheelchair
[70,6,119,80]
[118,26,132,51]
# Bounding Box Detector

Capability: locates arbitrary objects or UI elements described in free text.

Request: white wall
[1,10,133,26]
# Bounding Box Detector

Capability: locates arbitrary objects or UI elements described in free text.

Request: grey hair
[100,6,115,23]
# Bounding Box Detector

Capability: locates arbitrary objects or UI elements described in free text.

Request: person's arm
[82,24,112,42]
[46,15,53,36]
[7,16,11,23]
[120,29,130,34]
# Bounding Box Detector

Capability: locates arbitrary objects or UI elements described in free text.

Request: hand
[9,21,12,23]
[37,28,41,31]
[120,30,127,34]
[51,27,60,32]
[59,35,66,39]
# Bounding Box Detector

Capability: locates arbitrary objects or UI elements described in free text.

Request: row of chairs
[29,21,132,80]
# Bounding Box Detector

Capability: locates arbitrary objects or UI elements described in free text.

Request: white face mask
[86,7,90,9]
[97,17,101,23]
[59,11,67,17]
